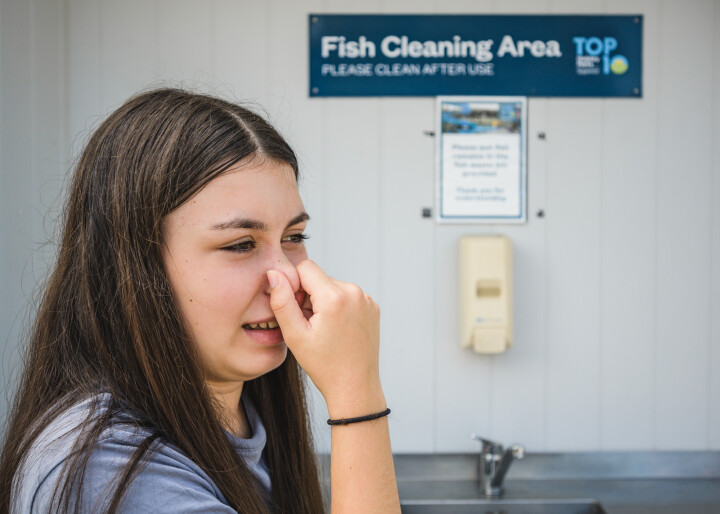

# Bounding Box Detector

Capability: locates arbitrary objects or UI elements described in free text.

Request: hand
[267,260,385,419]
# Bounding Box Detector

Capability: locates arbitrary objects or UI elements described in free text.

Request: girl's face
[161,159,309,387]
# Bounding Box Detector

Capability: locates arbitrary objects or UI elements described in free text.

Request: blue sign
[309,15,642,97]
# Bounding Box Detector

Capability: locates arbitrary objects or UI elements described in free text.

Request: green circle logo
[610,55,629,75]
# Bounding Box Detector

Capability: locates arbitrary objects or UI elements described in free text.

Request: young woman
[0,88,400,513]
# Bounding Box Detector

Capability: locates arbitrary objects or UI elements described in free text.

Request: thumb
[267,270,309,343]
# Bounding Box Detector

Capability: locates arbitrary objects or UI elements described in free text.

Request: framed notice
[436,96,527,223]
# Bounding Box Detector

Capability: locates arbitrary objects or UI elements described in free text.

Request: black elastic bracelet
[327,408,391,426]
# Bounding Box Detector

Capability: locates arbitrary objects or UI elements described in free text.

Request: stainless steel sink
[400,498,607,514]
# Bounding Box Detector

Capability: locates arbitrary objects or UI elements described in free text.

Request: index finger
[295,259,337,297]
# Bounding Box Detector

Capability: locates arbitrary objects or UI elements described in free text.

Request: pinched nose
[265,254,302,295]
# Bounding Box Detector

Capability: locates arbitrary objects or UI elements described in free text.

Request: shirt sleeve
[33,433,239,514]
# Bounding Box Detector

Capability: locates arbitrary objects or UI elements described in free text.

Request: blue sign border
[310,14,642,97]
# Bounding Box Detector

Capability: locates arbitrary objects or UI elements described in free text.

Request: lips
[242,318,284,345]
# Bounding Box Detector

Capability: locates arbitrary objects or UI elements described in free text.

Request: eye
[282,233,310,244]
[221,239,256,253]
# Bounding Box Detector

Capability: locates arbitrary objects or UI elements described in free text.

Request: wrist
[325,387,386,420]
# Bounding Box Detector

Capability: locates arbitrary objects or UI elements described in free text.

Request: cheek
[169,258,262,322]
[194,265,261,309]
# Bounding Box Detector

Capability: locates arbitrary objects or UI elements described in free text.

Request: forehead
[168,159,303,227]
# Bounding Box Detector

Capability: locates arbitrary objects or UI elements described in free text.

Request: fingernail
[267,270,278,289]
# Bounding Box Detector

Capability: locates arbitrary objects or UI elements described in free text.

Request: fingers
[300,291,314,320]
[295,260,337,297]
[267,270,310,342]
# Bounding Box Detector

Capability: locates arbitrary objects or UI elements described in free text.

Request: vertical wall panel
[67,0,102,149]
[266,0,325,264]
[310,1,380,294]
[709,0,720,451]
[33,0,66,243]
[98,0,156,107]
[0,0,34,427]
[212,0,269,102]
[544,99,603,451]
[485,0,550,453]
[377,98,436,452]
[434,225,494,452]
[154,0,213,91]
[0,2,3,252]
[29,0,66,389]
[485,98,549,451]
[655,0,714,450]
[374,0,436,453]
[543,0,604,452]
[599,0,658,450]
[265,0,323,128]
[0,0,66,431]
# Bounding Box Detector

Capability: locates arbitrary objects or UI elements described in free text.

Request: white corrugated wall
[1,0,718,453]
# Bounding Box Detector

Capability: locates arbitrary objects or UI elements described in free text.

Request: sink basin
[400,499,607,514]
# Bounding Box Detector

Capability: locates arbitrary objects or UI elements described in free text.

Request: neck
[206,380,251,438]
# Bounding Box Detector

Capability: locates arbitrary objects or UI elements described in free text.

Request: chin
[245,345,288,379]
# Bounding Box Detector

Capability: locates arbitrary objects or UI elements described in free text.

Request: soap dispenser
[459,235,513,354]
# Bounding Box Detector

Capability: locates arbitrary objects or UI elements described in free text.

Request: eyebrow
[211,212,310,231]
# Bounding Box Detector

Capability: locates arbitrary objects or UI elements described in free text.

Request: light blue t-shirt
[12,393,271,513]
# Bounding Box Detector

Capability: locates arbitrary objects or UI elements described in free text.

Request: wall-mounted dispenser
[459,235,513,354]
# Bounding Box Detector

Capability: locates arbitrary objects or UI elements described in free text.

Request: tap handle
[510,444,525,459]
[468,433,503,453]
[490,444,525,488]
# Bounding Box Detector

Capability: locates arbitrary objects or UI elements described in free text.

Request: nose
[264,249,301,294]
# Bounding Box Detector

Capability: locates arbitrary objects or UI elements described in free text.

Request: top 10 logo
[572,36,629,76]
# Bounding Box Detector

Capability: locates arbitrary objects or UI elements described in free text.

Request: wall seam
[30,0,38,252]
[707,0,719,450]
[98,0,104,108]
[597,0,608,453]
[652,0,663,451]
[0,0,3,281]
[431,122,437,454]
[209,0,217,88]
[598,97,604,451]
[376,97,384,423]
[431,0,438,455]
[62,0,69,175]
[265,0,271,113]
[543,100,550,452]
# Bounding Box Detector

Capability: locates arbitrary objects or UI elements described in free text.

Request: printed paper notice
[436,97,527,223]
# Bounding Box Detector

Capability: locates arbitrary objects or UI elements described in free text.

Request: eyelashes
[284,233,310,243]
[222,233,309,254]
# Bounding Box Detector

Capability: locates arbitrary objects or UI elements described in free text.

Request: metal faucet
[469,433,525,497]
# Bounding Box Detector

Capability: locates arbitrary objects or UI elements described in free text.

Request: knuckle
[326,288,344,306]
[346,283,364,299]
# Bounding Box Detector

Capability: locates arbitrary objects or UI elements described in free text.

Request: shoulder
[12,394,99,512]
[76,428,237,513]
[14,394,237,513]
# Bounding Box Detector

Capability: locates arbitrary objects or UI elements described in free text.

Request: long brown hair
[0,88,324,513]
